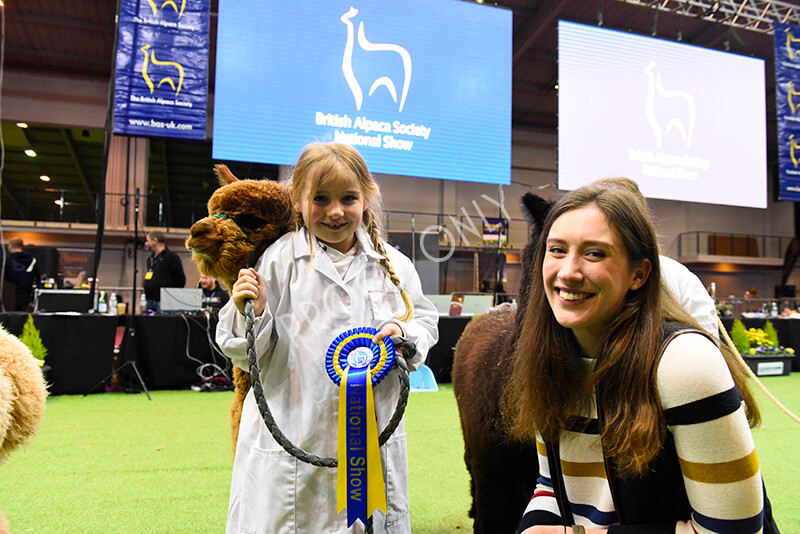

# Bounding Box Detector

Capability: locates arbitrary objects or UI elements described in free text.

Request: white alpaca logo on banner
[340,7,412,112]
[644,60,696,148]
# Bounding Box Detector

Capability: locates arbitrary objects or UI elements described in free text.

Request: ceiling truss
[616,0,800,33]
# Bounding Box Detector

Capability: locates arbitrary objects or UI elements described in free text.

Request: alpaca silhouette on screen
[340,7,412,112]
[644,60,696,148]
[140,45,185,96]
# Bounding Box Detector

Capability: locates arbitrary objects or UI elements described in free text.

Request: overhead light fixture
[554,83,559,90]
[24,149,36,157]
[40,175,51,182]
[16,122,28,128]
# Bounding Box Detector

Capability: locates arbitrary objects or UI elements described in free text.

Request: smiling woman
[503,180,767,534]
[542,204,651,358]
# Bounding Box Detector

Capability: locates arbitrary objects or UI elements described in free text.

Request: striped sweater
[519,332,763,534]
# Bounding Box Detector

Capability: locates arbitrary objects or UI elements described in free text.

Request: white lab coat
[217,226,439,534]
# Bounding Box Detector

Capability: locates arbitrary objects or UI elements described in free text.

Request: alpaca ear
[214,164,239,186]
[521,193,553,229]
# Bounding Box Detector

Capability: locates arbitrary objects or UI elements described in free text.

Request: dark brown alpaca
[452,193,551,534]
[186,165,293,451]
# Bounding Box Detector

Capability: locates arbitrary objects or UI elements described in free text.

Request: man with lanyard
[198,275,229,311]
[143,231,186,313]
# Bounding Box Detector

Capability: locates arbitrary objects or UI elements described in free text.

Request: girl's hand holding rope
[373,322,403,355]
[233,267,266,317]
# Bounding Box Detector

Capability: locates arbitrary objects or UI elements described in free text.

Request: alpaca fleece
[0,325,48,531]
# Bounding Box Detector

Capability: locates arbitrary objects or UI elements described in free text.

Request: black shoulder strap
[544,440,574,526]
[598,321,718,525]
[657,321,713,365]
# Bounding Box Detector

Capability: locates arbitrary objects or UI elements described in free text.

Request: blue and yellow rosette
[325,327,396,528]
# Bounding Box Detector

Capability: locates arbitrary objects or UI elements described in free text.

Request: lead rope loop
[244,298,413,467]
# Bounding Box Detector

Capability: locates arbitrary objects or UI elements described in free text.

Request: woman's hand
[232,268,266,317]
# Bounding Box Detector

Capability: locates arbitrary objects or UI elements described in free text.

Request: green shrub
[764,320,780,347]
[19,314,47,363]
[730,319,750,354]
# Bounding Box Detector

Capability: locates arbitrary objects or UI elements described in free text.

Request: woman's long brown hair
[501,183,759,476]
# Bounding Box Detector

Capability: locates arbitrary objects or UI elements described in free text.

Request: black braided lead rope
[244,299,412,468]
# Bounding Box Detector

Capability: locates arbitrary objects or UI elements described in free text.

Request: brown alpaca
[0,326,48,532]
[452,193,550,534]
[186,165,293,452]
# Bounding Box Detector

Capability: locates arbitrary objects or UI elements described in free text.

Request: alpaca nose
[189,219,213,238]
[189,227,207,239]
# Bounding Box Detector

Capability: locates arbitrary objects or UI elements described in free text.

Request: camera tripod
[84,320,151,399]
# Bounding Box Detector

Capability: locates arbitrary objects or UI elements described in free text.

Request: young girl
[504,182,764,533]
[216,142,439,534]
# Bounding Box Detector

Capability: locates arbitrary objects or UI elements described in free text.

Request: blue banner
[113,0,209,140]
[775,22,800,202]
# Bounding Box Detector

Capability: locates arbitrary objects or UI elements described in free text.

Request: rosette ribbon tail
[337,365,387,527]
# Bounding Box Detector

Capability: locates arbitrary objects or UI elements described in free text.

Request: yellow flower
[787,348,795,355]
[749,348,756,355]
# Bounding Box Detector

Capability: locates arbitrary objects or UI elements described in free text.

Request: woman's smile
[556,288,594,302]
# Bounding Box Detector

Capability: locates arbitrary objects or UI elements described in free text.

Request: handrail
[4,189,534,248]
[678,231,794,260]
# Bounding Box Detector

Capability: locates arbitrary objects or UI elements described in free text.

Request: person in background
[744,286,758,313]
[198,275,229,310]
[505,181,764,533]
[143,231,186,313]
[4,237,42,312]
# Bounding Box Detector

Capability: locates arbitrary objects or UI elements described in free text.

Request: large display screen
[213,0,512,185]
[558,20,767,208]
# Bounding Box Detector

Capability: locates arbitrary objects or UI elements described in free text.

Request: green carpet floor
[0,375,798,533]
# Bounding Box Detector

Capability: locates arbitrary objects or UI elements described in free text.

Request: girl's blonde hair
[291,142,414,322]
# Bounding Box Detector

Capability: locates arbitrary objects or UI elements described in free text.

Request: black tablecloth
[0,311,226,395]
[125,313,228,390]
[0,311,473,393]
[721,317,800,372]
[0,312,117,395]
[426,316,471,383]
